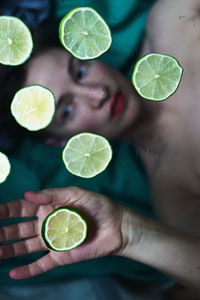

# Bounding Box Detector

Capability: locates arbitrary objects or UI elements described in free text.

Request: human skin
[1,0,200,291]
[24,0,200,236]
[24,48,142,143]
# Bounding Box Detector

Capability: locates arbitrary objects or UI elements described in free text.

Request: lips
[110,90,126,118]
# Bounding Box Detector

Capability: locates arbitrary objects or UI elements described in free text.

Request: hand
[0,186,124,280]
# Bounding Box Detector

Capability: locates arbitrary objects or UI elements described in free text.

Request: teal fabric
[0,0,171,287]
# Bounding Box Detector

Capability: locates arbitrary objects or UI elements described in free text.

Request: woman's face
[25,48,140,141]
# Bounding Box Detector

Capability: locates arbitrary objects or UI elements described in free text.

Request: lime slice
[10,85,55,131]
[0,16,33,66]
[132,53,183,101]
[0,152,11,183]
[59,7,112,60]
[62,132,112,178]
[42,206,87,251]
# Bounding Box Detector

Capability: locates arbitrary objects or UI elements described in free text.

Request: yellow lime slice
[62,132,112,178]
[132,53,183,101]
[42,206,87,251]
[59,7,112,60]
[0,152,11,183]
[10,85,55,131]
[0,16,33,66]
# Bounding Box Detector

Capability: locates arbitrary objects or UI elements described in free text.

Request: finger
[24,186,87,206]
[0,199,39,220]
[0,236,47,259]
[0,220,39,242]
[9,252,59,280]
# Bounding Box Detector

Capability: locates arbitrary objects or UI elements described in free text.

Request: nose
[73,84,110,108]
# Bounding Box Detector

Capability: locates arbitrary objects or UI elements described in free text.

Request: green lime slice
[62,132,112,178]
[42,206,87,251]
[10,85,55,131]
[0,16,33,66]
[132,53,183,101]
[59,7,112,60]
[0,152,11,183]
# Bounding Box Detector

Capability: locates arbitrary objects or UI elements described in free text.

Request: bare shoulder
[145,0,200,60]
[147,0,200,34]
[140,0,200,107]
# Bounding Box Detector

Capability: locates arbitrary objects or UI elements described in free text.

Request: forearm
[119,207,200,291]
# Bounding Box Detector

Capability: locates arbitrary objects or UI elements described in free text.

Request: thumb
[24,186,86,206]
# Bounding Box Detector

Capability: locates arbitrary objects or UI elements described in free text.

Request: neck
[123,98,174,174]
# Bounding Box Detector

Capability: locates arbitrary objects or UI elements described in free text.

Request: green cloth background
[0,0,171,286]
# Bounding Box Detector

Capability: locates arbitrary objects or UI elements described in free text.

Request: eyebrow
[56,56,74,107]
[68,55,74,77]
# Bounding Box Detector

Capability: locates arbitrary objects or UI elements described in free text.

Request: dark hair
[0,20,61,153]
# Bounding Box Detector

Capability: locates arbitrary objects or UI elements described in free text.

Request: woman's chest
[148,131,200,229]
[153,130,200,196]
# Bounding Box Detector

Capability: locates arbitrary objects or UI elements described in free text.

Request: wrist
[117,206,200,290]
[118,207,164,261]
[117,207,144,257]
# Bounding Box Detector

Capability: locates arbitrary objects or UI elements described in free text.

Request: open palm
[0,187,123,280]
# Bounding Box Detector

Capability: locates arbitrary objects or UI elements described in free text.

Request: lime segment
[42,207,87,251]
[0,16,33,65]
[0,152,11,183]
[59,7,112,60]
[62,132,112,178]
[132,53,183,101]
[10,85,55,131]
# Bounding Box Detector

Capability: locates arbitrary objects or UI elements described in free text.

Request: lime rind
[62,132,113,178]
[10,84,56,131]
[0,152,11,183]
[0,16,33,66]
[42,206,87,251]
[59,7,112,60]
[132,53,183,101]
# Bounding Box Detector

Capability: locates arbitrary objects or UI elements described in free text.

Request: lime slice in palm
[62,132,112,178]
[59,7,112,60]
[0,16,33,66]
[42,206,87,251]
[10,85,55,131]
[0,152,11,183]
[132,53,183,101]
